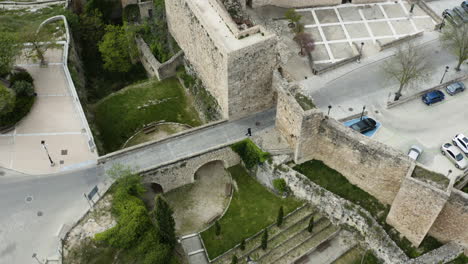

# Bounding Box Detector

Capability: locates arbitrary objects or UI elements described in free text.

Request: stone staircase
[211,204,340,264]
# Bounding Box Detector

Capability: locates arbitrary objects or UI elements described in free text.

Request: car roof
[447,145,463,154]
[456,134,468,143]
[426,90,443,98]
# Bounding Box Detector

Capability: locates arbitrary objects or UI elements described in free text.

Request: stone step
[212,204,315,264]
[274,226,341,264]
[255,218,331,264]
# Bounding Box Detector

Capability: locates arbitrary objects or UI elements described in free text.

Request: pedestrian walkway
[100,109,276,172]
[181,234,210,264]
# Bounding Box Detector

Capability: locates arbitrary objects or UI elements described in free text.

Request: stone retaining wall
[250,0,341,8]
[377,31,424,51]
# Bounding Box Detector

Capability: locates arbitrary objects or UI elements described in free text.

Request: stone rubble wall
[407,242,465,264]
[386,176,450,246]
[428,189,468,250]
[138,1,153,18]
[139,146,240,192]
[279,168,409,264]
[250,0,341,8]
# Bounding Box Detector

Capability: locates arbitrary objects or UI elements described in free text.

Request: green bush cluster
[230,139,270,169]
[123,4,140,23]
[0,70,35,128]
[272,178,287,194]
[447,254,468,264]
[94,168,177,263]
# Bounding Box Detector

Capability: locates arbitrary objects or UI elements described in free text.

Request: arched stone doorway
[150,182,164,194]
[141,182,164,210]
[165,160,232,235]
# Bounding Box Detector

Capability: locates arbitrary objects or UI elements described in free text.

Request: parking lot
[373,79,468,179]
[297,0,436,64]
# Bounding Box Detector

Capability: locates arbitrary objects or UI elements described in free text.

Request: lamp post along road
[360,105,366,121]
[41,140,55,167]
[440,66,449,84]
[327,105,332,116]
[358,42,364,63]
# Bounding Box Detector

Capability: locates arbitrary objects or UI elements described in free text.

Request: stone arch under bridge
[140,146,241,193]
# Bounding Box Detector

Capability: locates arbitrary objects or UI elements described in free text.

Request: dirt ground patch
[164,161,231,236]
[123,123,191,148]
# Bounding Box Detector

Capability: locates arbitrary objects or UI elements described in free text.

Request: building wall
[140,146,240,192]
[166,0,230,117]
[251,0,341,8]
[386,176,450,246]
[429,190,468,249]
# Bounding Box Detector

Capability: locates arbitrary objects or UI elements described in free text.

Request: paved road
[102,109,276,172]
[304,38,467,177]
[0,109,276,264]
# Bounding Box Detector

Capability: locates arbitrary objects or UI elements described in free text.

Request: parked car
[408,145,423,161]
[462,1,468,12]
[422,90,445,105]
[441,143,468,169]
[453,133,468,155]
[446,81,466,95]
[443,9,462,26]
[453,6,468,22]
[350,118,377,134]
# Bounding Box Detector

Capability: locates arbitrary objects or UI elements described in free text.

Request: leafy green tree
[285,9,302,25]
[441,23,468,71]
[12,80,34,97]
[0,84,15,116]
[215,220,221,236]
[307,216,314,233]
[98,25,134,73]
[277,206,284,227]
[231,255,238,264]
[0,33,20,76]
[261,228,268,250]
[239,238,245,250]
[153,194,176,247]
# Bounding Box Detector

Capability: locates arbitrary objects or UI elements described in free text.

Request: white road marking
[311,9,336,62]
[358,9,377,44]
[399,0,419,33]
[378,4,398,36]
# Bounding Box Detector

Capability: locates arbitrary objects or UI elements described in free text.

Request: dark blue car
[422,90,445,105]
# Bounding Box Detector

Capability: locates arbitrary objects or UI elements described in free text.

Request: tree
[22,26,59,66]
[231,255,238,264]
[285,9,302,25]
[0,84,15,116]
[98,24,134,73]
[12,81,34,97]
[307,216,314,233]
[215,220,221,236]
[277,206,284,227]
[294,32,315,56]
[153,195,176,247]
[382,43,430,101]
[441,23,468,71]
[261,228,268,250]
[0,33,20,76]
[239,238,246,250]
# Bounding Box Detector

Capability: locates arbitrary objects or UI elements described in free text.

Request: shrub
[239,238,245,250]
[9,70,33,85]
[215,221,221,236]
[273,178,287,194]
[261,229,268,250]
[12,80,34,97]
[122,4,140,23]
[231,139,270,169]
[307,217,314,233]
[231,255,238,264]
[276,206,284,227]
[0,94,35,127]
[0,84,15,115]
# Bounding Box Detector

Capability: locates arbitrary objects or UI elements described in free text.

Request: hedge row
[231,139,270,169]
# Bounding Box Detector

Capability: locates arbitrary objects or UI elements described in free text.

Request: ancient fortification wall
[429,190,468,249]
[166,0,277,119]
[140,146,240,192]
[386,175,450,246]
[250,0,341,8]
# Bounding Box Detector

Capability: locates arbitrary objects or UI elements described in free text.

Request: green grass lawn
[93,78,201,153]
[201,165,302,259]
[0,5,65,33]
[293,160,443,258]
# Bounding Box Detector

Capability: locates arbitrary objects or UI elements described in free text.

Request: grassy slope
[201,165,302,259]
[0,5,65,33]
[93,78,201,153]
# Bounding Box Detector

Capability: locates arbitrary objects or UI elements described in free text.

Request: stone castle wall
[386,175,450,246]
[250,0,341,8]
[166,0,277,119]
[140,146,240,192]
[429,190,468,249]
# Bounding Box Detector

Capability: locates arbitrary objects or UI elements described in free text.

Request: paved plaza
[297,0,436,64]
[0,49,97,175]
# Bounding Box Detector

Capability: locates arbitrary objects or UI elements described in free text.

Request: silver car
[408,145,423,161]
[441,143,468,169]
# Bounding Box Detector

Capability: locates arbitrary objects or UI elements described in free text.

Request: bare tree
[22,26,59,66]
[441,23,468,72]
[382,43,430,101]
[294,32,315,56]
[285,9,302,26]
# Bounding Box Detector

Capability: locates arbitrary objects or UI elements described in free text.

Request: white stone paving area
[296,0,436,64]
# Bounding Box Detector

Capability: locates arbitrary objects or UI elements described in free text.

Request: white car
[452,134,468,156]
[407,145,423,161]
[441,143,468,170]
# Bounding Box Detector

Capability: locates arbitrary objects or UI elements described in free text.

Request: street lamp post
[440,66,449,84]
[439,15,446,31]
[41,140,55,167]
[32,253,43,264]
[327,105,332,116]
[360,105,366,120]
[447,169,452,178]
[357,42,364,63]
